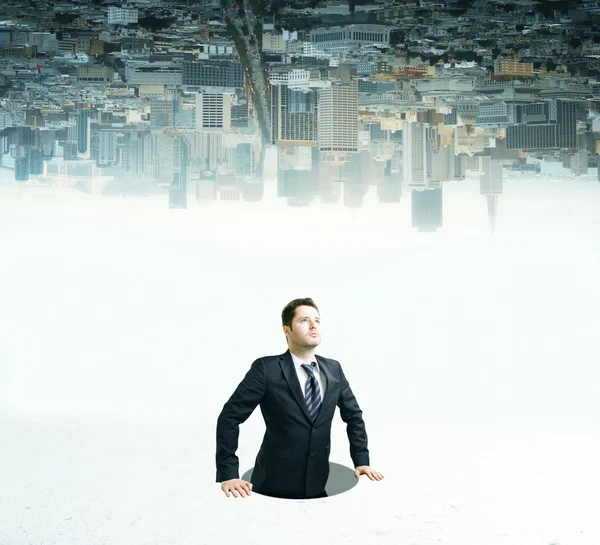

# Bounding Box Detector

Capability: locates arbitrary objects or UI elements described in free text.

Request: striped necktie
[301,362,322,422]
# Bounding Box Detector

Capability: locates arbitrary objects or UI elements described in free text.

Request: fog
[1,171,599,545]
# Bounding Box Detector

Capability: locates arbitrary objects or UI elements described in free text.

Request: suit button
[310,451,314,456]
[311,430,315,433]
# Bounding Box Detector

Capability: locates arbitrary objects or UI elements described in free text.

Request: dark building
[182,60,244,89]
[358,80,377,93]
[5,126,38,148]
[506,99,579,150]
[270,84,318,144]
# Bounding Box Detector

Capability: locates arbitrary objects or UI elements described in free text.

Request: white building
[107,7,139,25]
[195,93,232,130]
[268,68,311,87]
[317,81,359,155]
[302,42,330,58]
[310,24,394,57]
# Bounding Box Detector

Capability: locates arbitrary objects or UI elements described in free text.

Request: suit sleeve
[336,363,370,468]
[215,358,266,483]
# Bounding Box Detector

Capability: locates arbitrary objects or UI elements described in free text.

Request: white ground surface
[1,175,599,545]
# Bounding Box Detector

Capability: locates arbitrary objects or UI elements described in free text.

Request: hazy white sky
[1,174,599,545]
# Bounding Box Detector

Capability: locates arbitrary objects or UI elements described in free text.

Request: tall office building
[480,156,503,235]
[62,141,79,160]
[90,123,119,166]
[317,81,358,155]
[150,96,181,129]
[27,147,43,175]
[184,131,228,173]
[411,188,443,232]
[231,100,249,128]
[571,151,589,175]
[403,122,427,188]
[195,93,232,130]
[116,130,152,176]
[15,155,29,181]
[377,154,402,203]
[77,109,95,154]
[277,168,317,203]
[506,99,579,150]
[169,135,189,209]
[271,84,318,145]
[480,156,503,196]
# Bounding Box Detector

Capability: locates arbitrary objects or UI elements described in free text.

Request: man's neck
[289,347,315,363]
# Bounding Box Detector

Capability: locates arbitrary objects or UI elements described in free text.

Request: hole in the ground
[241,461,359,500]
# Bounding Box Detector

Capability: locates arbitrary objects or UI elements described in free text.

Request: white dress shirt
[290,352,326,400]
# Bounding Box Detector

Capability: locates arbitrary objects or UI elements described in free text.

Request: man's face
[285,305,321,349]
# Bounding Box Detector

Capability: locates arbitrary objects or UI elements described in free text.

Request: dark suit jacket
[215,349,370,499]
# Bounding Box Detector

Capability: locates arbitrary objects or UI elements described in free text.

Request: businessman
[215,297,384,500]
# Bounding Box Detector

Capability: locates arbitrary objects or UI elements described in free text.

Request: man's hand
[221,478,253,498]
[354,466,385,481]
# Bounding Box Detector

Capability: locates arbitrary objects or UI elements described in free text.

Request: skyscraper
[195,93,232,130]
[403,122,427,189]
[506,99,579,150]
[411,188,443,233]
[480,156,503,235]
[169,135,189,209]
[77,109,95,154]
[271,84,318,145]
[317,81,358,155]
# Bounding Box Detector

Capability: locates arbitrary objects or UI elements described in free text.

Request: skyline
[1,0,600,215]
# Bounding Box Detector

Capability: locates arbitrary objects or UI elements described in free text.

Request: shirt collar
[290,351,319,373]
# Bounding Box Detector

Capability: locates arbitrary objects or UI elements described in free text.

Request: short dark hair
[282,298,320,331]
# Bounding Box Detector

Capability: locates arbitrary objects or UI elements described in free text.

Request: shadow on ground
[241,461,359,499]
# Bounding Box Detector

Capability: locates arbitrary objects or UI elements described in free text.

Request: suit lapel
[279,349,333,425]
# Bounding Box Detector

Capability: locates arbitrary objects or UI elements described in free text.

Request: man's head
[282,298,321,351]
